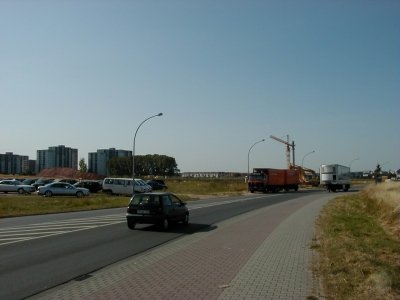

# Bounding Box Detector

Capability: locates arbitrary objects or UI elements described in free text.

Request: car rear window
[130,195,160,206]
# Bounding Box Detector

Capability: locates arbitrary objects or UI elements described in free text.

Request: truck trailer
[320,164,351,192]
[248,168,300,193]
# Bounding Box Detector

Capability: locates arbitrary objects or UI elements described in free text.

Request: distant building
[28,160,36,174]
[36,145,78,173]
[88,148,132,176]
[0,152,30,175]
[181,172,244,178]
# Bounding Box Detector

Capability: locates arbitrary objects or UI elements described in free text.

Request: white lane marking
[0,214,125,246]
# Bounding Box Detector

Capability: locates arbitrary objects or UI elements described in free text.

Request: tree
[108,157,131,177]
[374,164,382,183]
[79,158,88,173]
[107,154,180,177]
[374,164,381,175]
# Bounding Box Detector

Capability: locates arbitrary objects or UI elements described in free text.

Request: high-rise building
[36,145,78,173]
[88,148,132,176]
[0,152,30,175]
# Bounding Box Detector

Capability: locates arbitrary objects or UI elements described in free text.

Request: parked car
[38,182,90,197]
[74,180,103,193]
[126,192,189,230]
[57,178,79,185]
[0,180,36,194]
[32,178,55,190]
[21,178,38,186]
[135,179,152,192]
[146,180,167,190]
[102,178,147,195]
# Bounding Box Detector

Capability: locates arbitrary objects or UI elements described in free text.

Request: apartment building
[88,148,132,176]
[36,145,78,173]
[0,152,30,175]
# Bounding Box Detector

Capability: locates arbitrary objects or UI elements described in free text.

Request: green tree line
[107,154,180,177]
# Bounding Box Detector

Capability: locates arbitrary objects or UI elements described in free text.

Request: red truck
[248,168,300,193]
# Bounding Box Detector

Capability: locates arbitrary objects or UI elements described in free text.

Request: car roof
[0,179,21,183]
[135,192,172,196]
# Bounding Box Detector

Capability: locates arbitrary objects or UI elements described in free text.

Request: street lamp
[132,113,163,196]
[247,139,265,179]
[301,150,315,168]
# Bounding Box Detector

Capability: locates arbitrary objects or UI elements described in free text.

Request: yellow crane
[270,135,296,168]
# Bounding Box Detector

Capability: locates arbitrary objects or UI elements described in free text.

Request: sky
[1,0,399,173]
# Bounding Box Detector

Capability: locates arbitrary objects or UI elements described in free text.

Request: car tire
[127,220,136,230]
[17,188,25,195]
[162,218,169,230]
[45,190,52,197]
[183,214,189,226]
[76,191,84,198]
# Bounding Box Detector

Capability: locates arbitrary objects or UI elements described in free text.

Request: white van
[102,178,146,195]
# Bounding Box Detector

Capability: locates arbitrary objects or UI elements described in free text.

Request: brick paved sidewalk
[31,193,334,300]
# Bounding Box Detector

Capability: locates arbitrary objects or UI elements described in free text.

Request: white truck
[320,164,351,192]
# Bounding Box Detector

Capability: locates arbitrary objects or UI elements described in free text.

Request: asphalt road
[0,190,322,300]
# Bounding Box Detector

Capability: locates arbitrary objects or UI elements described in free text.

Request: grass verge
[165,177,247,196]
[0,194,130,217]
[316,182,400,299]
[0,178,248,218]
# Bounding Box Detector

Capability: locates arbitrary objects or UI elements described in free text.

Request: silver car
[38,182,90,197]
[0,180,35,194]
[135,179,152,192]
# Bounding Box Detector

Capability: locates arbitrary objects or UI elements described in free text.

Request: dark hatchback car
[126,192,189,230]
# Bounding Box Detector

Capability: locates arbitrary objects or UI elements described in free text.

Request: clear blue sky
[1,0,399,173]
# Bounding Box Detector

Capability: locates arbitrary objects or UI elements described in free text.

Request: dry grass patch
[317,182,400,299]
[166,178,247,196]
[364,181,400,236]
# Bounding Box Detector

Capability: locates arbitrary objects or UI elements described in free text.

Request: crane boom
[270,135,296,168]
[270,135,290,146]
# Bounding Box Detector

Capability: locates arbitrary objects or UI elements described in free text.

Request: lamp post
[132,113,163,196]
[301,150,315,168]
[247,139,265,180]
